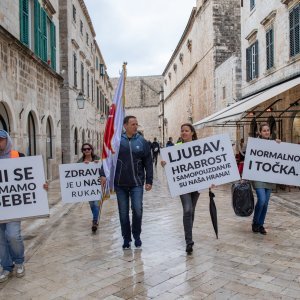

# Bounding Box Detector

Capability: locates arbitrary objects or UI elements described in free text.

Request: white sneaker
[15,264,25,278]
[0,270,12,283]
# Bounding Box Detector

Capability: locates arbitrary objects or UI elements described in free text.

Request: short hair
[123,115,136,125]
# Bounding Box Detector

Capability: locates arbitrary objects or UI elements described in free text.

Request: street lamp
[76,91,85,109]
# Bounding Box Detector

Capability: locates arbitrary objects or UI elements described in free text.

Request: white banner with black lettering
[242,138,300,186]
[161,134,240,197]
[0,155,49,223]
[59,162,103,203]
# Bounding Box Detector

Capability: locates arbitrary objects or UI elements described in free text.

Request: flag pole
[96,63,127,228]
[122,62,127,107]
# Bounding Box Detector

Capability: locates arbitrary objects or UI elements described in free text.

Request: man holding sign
[0,130,48,283]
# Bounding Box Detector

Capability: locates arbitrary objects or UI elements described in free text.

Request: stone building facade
[111,75,163,143]
[59,0,112,162]
[162,0,241,141]
[240,0,300,143]
[0,0,62,179]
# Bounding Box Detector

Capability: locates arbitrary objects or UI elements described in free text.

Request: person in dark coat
[151,137,160,166]
[100,116,153,249]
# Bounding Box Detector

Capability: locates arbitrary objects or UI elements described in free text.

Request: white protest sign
[242,138,300,186]
[0,155,49,223]
[161,134,240,197]
[59,162,103,203]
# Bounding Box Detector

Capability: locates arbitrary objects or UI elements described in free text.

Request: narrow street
[0,164,299,299]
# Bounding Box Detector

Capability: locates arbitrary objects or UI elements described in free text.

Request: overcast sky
[84,0,196,77]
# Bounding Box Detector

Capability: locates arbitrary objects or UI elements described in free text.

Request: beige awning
[194,76,300,129]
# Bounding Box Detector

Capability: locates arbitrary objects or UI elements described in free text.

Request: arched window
[0,102,10,132]
[46,117,52,159]
[97,133,100,154]
[0,115,8,131]
[74,128,78,155]
[27,112,36,156]
[82,130,85,144]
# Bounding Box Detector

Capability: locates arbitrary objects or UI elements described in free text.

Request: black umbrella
[209,188,218,239]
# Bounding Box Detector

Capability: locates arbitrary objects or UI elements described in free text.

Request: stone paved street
[0,164,300,299]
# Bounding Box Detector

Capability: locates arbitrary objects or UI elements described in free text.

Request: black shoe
[134,239,142,248]
[252,224,260,233]
[259,226,267,235]
[122,240,131,250]
[186,243,194,254]
[91,221,98,233]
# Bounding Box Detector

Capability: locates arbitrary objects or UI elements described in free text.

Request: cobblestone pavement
[0,165,300,299]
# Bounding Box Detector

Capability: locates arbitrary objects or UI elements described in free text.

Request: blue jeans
[115,185,144,242]
[253,188,272,226]
[89,201,100,223]
[0,222,24,272]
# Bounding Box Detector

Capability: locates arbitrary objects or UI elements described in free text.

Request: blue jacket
[107,133,153,187]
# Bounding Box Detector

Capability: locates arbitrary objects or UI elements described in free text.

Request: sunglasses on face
[82,148,91,151]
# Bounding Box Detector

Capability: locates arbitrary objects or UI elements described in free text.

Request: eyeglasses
[82,148,91,151]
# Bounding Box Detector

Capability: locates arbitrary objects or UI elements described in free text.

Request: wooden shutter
[34,0,41,56]
[294,5,300,56]
[41,8,47,62]
[290,5,299,57]
[246,47,251,81]
[50,22,56,69]
[254,41,259,78]
[20,0,29,46]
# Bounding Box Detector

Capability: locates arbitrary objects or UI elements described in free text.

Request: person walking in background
[238,138,246,162]
[161,124,200,254]
[77,143,100,233]
[151,137,160,166]
[176,137,183,144]
[251,122,280,235]
[0,130,48,282]
[100,116,153,249]
[166,137,174,147]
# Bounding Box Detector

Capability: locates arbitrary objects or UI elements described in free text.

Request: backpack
[231,181,254,217]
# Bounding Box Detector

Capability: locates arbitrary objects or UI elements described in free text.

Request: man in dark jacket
[100,116,153,249]
[151,137,160,166]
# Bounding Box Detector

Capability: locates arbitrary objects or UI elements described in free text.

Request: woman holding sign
[77,143,100,233]
[251,122,280,235]
[0,130,48,283]
[161,123,200,254]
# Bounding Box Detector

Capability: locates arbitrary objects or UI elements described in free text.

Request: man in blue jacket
[101,116,153,249]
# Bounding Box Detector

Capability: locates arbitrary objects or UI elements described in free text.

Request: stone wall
[163,0,241,141]
[59,0,111,162]
[0,29,62,179]
[111,75,163,142]
[241,0,300,96]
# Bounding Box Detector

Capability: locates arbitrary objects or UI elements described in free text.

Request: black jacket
[101,133,153,187]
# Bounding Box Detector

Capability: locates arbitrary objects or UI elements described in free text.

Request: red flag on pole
[101,65,126,195]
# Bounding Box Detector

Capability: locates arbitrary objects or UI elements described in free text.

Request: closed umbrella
[209,188,218,239]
